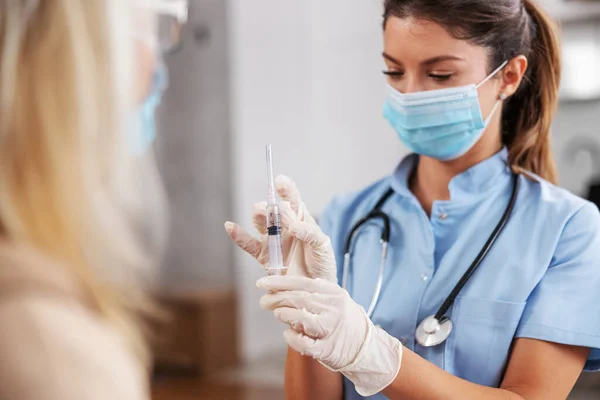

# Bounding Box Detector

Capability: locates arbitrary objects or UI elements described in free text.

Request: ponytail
[503,0,561,184]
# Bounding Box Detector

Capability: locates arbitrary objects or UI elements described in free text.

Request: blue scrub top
[320,148,600,399]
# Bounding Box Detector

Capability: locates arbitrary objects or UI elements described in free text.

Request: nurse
[226,0,600,399]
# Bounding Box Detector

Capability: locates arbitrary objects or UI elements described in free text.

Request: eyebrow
[382,53,466,66]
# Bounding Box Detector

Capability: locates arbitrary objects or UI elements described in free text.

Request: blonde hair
[0,0,167,365]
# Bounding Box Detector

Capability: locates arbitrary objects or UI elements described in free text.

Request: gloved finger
[283,328,324,360]
[298,202,317,225]
[257,276,341,294]
[225,222,269,265]
[274,307,328,339]
[278,201,300,228]
[289,221,331,250]
[260,290,334,313]
[289,221,335,279]
[255,201,298,234]
[275,175,303,215]
[255,202,297,264]
[252,202,268,235]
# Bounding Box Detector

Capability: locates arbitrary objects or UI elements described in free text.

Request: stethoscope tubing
[434,173,520,321]
[342,173,520,340]
[342,203,392,319]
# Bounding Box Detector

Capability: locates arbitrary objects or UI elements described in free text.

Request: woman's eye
[383,71,404,80]
[429,73,453,82]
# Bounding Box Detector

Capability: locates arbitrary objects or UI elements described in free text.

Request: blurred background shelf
[546,0,600,23]
[152,352,286,400]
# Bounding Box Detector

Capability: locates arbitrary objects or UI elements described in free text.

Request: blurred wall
[156,0,234,290]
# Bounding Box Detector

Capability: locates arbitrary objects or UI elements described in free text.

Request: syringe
[265,145,287,276]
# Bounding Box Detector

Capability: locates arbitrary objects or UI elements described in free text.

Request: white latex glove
[257,220,401,396]
[258,275,403,397]
[225,175,337,283]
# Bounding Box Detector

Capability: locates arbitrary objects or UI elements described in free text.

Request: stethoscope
[341,173,520,347]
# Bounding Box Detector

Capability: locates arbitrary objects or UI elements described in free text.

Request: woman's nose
[403,76,426,94]
[391,76,425,94]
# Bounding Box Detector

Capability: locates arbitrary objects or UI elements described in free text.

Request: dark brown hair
[383,0,561,183]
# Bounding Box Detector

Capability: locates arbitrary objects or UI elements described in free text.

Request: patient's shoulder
[0,243,148,400]
[0,296,149,400]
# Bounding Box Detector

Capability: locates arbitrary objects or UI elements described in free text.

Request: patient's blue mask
[383,61,508,161]
[130,65,168,155]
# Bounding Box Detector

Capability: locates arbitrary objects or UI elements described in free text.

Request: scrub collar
[390,147,512,202]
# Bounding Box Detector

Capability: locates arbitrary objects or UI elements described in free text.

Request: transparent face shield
[135,0,189,55]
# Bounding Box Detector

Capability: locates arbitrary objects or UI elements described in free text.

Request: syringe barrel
[266,203,281,234]
[266,203,286,276]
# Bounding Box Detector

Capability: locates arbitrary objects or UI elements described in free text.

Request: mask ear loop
[476,60,509,89]
[477,61,509,126]
[483,92,509,127]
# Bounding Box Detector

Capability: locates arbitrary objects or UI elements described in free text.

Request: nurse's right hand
[225,175,337,283]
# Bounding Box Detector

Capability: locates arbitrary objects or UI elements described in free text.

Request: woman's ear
[500,55,528,98]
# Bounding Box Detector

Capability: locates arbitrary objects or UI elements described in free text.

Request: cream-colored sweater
[0,244,149,400]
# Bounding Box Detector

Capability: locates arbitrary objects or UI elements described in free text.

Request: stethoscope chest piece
[415,316,453,347]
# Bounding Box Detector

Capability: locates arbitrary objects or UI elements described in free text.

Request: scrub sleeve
[516,202,600,370]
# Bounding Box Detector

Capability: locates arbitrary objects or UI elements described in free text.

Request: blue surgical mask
[383,61,508,161]
[130,65,169,155]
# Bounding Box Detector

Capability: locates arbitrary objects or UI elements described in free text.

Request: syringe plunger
[266,144,277,205]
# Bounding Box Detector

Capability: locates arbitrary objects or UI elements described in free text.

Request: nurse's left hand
[225,175,337,283]
[258,275,403,397]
